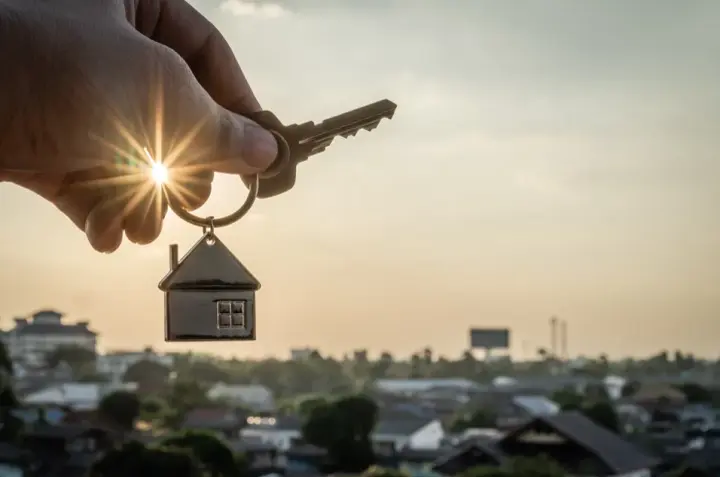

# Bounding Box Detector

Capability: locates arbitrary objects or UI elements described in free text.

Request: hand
[0,0,278,252]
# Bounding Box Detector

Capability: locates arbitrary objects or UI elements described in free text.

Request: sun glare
[144,147,169,184]
[151,161,169,184]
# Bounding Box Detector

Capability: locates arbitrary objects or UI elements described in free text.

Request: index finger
[132,0,262,114]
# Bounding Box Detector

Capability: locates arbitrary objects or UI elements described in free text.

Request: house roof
[374,418,434,437]
[375,378,480,394]
[431,437,506,474]
[182,408,243,429]
[501,411,659,474]
[632,384,686,402]
[158,234,261,291]
[14,323,96,337]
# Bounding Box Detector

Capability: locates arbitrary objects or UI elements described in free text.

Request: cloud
[219,0,288,18]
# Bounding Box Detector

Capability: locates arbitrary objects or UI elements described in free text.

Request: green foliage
[449,408,497,432]
[551,388,584,411]
[509,456,567,477]
[581,401,620,433]
[0,342,20,443]
[296,394,329,418]
[362,466,410,477]
[123,359,171,384]
[140,396,169,424]
[302,394,377,473]
[459,456,567,477]
[89,441,204,477]
[675,383,712,404]
[98,391,141,431]
[162,430,244,477]
[160,347,720,401]
[621,380,641,397]
[163,380,212,429]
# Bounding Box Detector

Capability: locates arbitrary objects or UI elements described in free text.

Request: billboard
[470,328,510,349]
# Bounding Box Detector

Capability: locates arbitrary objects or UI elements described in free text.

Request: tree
[163,380,211,429]
[458,456,566,477]
[362,466,410,477]
[508,456,567,477]
[584,382,610,402]
[162,430,245,477]
[296,394,329,418]
[89,440,204,477]
[302,394,377,473]
[0,342,21,443]
[676,383,712,404]
[551,388,584,411]
[140,396,169,424]
[369,352,394,381]
[177,360,230,384]
[449,408,497,432]
[98,391,141,431]
[123,359,171,385]
[621,380,641,397]
[44,345,96,372]
[581,401,620,434]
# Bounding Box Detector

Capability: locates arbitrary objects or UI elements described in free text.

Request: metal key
[56,99,397,210]
[246,99,397,198]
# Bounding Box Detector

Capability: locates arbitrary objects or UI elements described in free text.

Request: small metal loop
[167,174,258,229]
[202,217,216,236]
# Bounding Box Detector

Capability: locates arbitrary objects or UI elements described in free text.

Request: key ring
[166,174,259,229]
[165,130,290,229]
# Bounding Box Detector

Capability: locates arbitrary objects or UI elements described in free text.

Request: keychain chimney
[169,244,179,270]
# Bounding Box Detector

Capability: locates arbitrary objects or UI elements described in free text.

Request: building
[433,412,658,477]
[241,414,445,452]
[23,382,137,410]
[372,417,445,451]
[96,348,173,380]
[3,310,97,368]
[289,348,315,361]
[374,378,481,395]
[241,416,304,451]
[207,383,275,412]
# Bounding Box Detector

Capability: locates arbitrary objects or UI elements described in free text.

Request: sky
[1,0,719,360]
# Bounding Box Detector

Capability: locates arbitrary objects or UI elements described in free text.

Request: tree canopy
[89,441,204,477]
[302,394,378,473]
[98,391,141,431]
[161,430,245,477]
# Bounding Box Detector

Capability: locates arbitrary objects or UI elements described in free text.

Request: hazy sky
[1,0,719,360]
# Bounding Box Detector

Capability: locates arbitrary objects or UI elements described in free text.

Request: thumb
[157,49,278,176]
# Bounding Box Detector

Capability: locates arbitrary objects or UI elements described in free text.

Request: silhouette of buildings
[2,310,96,368]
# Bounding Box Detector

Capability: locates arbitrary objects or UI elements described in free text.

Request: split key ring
[166,128,291,229]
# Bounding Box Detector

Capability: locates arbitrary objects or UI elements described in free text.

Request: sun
[143,147,169,184]
[150,160,169,184]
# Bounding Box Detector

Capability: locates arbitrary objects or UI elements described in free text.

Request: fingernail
[242,123,278,171]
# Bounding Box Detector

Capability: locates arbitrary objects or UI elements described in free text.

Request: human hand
[0,0,278,252]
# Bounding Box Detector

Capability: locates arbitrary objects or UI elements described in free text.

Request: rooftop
[9,310,96,337]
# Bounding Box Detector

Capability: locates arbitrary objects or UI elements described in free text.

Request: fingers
[170,169,213,211]
[85,200,124,253]
[136,0,261,114]
[123,185,168,245]
[155,48,278,175]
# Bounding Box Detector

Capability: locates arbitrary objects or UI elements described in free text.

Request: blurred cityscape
[0,309,718,476]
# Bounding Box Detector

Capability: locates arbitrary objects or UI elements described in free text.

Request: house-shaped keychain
[158,233,260,341]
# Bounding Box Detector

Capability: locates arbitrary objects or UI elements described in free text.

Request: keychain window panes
[217,300,246,329]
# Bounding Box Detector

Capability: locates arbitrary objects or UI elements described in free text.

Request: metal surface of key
[246,99,397,198]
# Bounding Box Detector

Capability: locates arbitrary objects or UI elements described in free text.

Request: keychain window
[217,300,247,329]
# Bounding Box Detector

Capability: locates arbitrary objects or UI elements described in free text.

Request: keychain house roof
[159,234,260,342]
